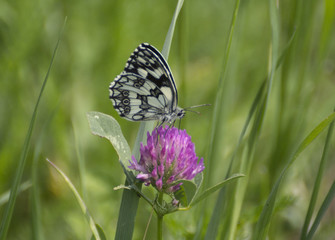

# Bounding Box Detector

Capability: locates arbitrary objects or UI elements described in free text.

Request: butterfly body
[109,43,185,124]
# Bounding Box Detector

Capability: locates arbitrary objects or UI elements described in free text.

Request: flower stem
[157,192,164,240]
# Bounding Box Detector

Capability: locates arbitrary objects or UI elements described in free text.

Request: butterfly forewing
[109,43,184,123]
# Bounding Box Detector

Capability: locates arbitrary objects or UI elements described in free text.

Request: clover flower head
[129,126,205,194]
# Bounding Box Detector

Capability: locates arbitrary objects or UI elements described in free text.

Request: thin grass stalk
[282,0,319,159]
[218,25,295,239]
[301,112,335,239]
[252,111,335,240]
[31,137,43,240]
[156,192,164,240]
[31,109,57,240]
[305,180,335,240]
[218,81,266,240]
[0,19,65,240]
[225,1,279,238]
[206,80,266,240]
[177,0,188,110]
[46,159,101,240]
[73,123,87,201]
[317,0,335,60]
[198,1,241,239]
[204,0,240,190]
[226,90,267,240]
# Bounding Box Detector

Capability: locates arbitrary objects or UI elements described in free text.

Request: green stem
[157,192,164,240]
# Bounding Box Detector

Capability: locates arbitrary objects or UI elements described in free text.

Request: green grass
[1,0,335,239]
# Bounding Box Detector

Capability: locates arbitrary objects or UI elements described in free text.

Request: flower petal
[128,126,205,193]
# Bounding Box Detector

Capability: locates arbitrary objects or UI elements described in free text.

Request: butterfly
[109,43,185,124]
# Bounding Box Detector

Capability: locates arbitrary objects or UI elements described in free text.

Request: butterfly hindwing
[110,73,168,121]
[109,43,184,123]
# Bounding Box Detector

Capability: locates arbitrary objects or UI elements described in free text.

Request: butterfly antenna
[184,109,201,115]
[184,103,211,110]
[155,121,161,129]
[184,103,211,115]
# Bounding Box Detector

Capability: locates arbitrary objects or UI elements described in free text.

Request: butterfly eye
[177,111,184,117]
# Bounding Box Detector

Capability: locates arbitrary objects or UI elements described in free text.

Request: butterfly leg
[155,121,162,146]
[162,123,174,139]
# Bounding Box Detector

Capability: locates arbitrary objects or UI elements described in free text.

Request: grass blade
[46,159,102,240]
[205,0,241,187]
[31,138,43,240]
[0,18,65,240]
[252,111,335,240]
[31,109,58,240]
[301,113,334,239]
[205,80,265,240]
[191,174,244,207]
[161,0,184,59]
[221,1,280,239]
[206,24,295,240]
[305,180,335,240]
[201,1,241,238]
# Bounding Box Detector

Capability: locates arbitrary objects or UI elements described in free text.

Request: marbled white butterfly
[109,43,185,124]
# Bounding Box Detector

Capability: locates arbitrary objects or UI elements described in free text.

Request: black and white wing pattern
[109,43,185,123]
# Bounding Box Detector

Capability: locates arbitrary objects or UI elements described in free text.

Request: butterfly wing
[110,72,170,121]
[109,43,179,122]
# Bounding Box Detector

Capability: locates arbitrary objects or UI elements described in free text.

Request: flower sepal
[153,194,179,217]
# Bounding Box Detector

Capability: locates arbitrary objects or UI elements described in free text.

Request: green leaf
[174,180,197,207]
[194,172,204,198]
[173,172,203,207]
[174,184,189,207]
[87,112,136,185]
[174,173,203,207]
[191,174,244,207]
[87,111,131,167]
[46,159,102,240]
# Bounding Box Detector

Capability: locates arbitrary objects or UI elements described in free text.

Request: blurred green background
[1,0,335,239]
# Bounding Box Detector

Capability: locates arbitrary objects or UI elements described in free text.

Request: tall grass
[0,0,335,239]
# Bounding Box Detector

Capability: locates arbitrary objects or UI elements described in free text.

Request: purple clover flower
[129,126,205,194]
